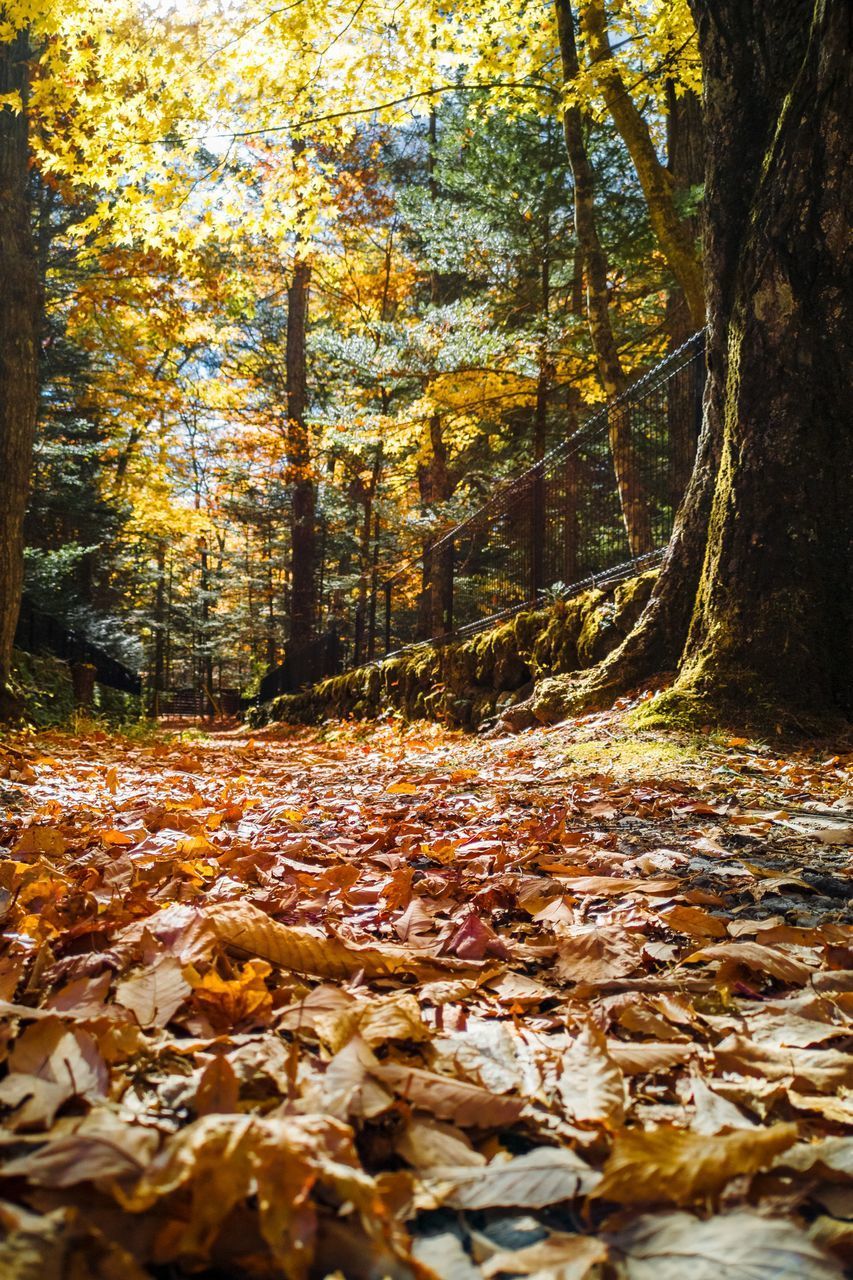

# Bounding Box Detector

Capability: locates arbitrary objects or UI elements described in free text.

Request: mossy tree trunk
[532,0,851,727]
[663,0,851,720]
[0,28,38,702]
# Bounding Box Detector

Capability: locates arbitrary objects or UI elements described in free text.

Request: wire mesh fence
[14,596,142,694]
[259,331,706,700]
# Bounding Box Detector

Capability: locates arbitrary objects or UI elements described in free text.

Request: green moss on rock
[250,569,659,732]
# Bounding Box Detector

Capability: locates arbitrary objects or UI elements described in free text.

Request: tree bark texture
[0,28,38,695]
[285,256,317,672]
[554,0,654,557]
[671,0,852,718]
[530,0,851,729]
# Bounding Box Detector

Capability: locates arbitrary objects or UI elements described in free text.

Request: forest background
[0,0,706,707]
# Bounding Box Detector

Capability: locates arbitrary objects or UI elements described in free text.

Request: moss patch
[8,649,142,729]
[249,570,659,731]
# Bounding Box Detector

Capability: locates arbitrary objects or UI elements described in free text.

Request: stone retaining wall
[248,570,657,731]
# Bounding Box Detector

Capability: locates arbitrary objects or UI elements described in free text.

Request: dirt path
[0,713,851,1278]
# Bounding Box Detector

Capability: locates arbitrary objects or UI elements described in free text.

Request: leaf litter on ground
[0,707,851,1279]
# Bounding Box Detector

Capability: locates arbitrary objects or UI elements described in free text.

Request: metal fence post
[444,537,454,635]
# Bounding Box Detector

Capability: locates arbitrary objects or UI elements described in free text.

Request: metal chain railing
[259,331,706,700]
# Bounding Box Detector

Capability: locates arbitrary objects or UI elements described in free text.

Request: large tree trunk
[529,0,851,729]
[554,0,654,557]
[581,0,705,329]
[663,0,851,721]
[0,28,38,702]
[285,255,316,679]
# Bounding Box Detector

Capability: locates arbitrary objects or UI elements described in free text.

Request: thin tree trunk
[665,86,705,506]
[419,107,456,638]
[150,539,166,717]
[581,0,705,328]
[554,0,653,556]
[0,27,39,701]
[286,255,316,675]
[665,85,704,351]
[534,213,551,463]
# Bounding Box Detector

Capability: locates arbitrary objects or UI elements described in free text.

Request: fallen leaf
[559,1022,625,1127]
[684,941,815,984]
[553,928,644,984]
[482,1232,607,1279]
[115,954,191,1028]
[607,1209,843,1279]
[593,1122,798,1206]
[423,1146,600,1210]
[206,900,481,979]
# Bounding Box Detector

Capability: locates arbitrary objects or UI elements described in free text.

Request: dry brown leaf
[607,1209,843,1279]
[322,991,432,1052]
[714,1033,853,1093]
[741,1007,848,1048]
[115,954,191,1028]
[116,1112,394,1273]
[606,1041,699,1075]
[0,1200,151,1280]
[662,904,728,939]
[0,1110,158,1188]
[194,1054,240,1116]
[187,957,274,1030]
[12,826,68,857]
[687,1072,756,1134]
[0,1073,72,1130]
[481,1232,607,1279]
[423,1146,600,1210]
[684,941,815,984]
[310,1036,394,1119]
[553,928,644,984]
[206,899,481,979]
[559,1022,625,1127]
[8,1018,108,1100]
[593,1122,798,1206]
[370,1060,525,1128]
[396,1118,486,1171]
[774,1136,853,1182]
[556,876,679,896]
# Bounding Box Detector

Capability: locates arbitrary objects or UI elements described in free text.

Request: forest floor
[0,702,852,1279]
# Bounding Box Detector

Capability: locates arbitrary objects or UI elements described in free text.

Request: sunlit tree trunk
[419,107,455,638]
[0,28,38,704]
[150,539,167,717]
[554,0,653,556]
[581,0,705,328]
[286,255,316,675]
